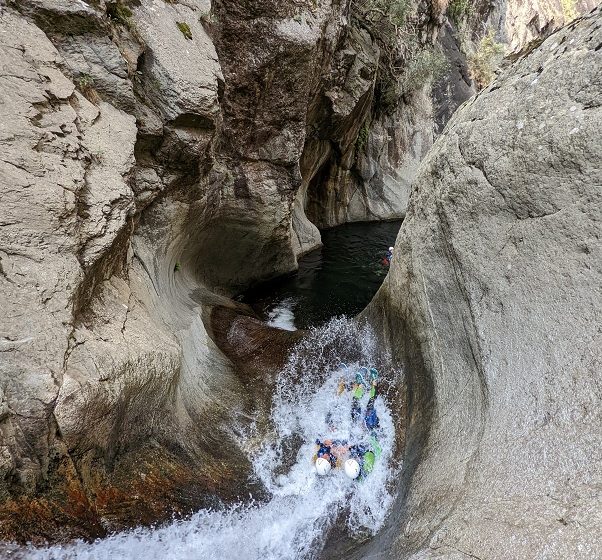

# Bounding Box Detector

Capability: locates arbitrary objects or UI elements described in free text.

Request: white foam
[18,319,401,560]
[266,298,297,331]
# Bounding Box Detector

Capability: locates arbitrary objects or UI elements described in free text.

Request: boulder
[367,7,602,558]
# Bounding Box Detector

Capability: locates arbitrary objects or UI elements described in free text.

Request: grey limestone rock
[367,7,602,558]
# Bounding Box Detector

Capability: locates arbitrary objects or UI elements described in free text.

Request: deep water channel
[241,220,402,330]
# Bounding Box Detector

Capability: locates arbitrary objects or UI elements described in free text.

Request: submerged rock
[368,7,602,559]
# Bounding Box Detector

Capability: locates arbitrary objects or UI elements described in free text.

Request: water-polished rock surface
[367,7,602,558]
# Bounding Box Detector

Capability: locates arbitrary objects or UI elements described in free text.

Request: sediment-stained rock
[368,7,602,558]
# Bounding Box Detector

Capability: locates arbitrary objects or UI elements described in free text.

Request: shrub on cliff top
[353,0,451,112]
[468,29,505,89]
[561,0,578,21]
[448,0,470,26]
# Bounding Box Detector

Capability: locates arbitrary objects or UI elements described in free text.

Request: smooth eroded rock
[367,7,602,559]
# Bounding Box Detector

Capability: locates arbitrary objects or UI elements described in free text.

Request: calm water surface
[242,220,402,330]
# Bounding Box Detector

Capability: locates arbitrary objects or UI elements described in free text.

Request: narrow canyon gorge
[0,0,600,558]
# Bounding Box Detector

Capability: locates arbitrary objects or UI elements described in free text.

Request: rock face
[367,7,602,558]
[0,3,257,541]
[299,2,443,232]
[501,0,599,52]
[0,0,445,541]
[2,0,599,550]
[435,0,598,132]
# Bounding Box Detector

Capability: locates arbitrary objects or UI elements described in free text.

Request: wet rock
[210,305,303,384]
[368,8,602,558]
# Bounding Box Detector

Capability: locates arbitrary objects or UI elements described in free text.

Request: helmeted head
[389,247,394,252]
[316,457,332,476]
[344,458,361,480]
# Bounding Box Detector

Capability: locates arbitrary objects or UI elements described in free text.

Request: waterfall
[22,318,401,560]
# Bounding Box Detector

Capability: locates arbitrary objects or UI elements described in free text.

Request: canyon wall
[368,5,602,558]
[435,0,598,131]
[0,0,444,540]
[0,1,258,539]
[1,0,599,549]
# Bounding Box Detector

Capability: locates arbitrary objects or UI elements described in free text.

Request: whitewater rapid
[18,319,401,560]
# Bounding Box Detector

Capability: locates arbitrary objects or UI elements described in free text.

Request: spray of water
[15,318,401,560]
[265,298,297,331]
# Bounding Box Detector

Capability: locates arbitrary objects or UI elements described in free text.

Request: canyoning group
[314,365,382,480]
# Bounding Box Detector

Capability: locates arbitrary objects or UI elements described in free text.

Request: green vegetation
[468,29,505,89]
[561,0,578,21]
[364,0,412,27]
[356,122,370,153]
[76,73,100,104]
[387,0,412,27]
[176,21,193,40]
[77,74,94,91]
[401,47,449,93]
[107,2,133,27]
[354,0,449,112]
[448,0,470,26]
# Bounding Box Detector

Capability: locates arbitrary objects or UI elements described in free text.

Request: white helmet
[316,457,332,476]
[344,458,361,480]
[389,247,394,251]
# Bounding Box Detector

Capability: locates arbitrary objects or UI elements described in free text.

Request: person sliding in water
[382,246,394,266]
[344,441,381,480]
[351,367,379,425]
[347,367,381,479]
[316,366,381,479]
[315,437,381,480]
[315,438,349,476]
